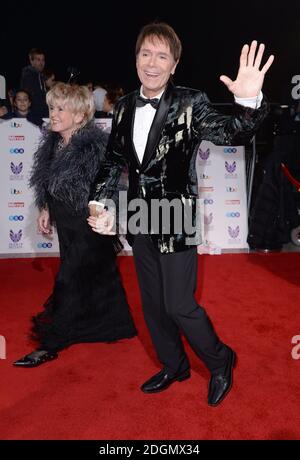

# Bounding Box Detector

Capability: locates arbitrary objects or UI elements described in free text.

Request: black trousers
[132,235,229,377]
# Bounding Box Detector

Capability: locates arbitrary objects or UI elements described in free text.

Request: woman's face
[48,100,84,141]
[14,92,31,113]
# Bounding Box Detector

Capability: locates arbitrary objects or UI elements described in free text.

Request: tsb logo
[226,212,240,218]
[37,242,53,249]
[10,148,24,154]
[9,215,24,221]
[223,147,237,154]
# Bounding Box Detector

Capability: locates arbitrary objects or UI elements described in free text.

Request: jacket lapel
[140,82,174,171]
[125,90,142,167]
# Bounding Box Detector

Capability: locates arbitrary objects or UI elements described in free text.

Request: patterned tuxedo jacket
[91,82,269,253]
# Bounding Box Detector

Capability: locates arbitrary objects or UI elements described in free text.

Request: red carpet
[0,253,300,440]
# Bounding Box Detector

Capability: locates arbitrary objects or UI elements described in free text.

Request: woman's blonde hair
[46,82,95,126]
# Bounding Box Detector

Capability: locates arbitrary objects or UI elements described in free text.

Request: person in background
[95,85,124,118]
[93,82,107,112]
[13,82,136,368]
[1,89,43,126]
[0,97,11,118]
[20,48,48,117]
[86,81,94,93]
[43,69,56,91]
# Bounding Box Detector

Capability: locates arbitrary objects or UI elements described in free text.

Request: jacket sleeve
[192,91,269,146]
[89,104,127,205]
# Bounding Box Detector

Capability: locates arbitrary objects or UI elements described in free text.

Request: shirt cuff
[88,200,105,207]
[234,91,263,109]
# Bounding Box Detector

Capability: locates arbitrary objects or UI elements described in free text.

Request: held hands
[220,40,274,98]
[37,208,51,234]
[87,203,116,235]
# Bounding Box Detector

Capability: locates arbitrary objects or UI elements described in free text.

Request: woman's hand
[37,208,51,234]
[87,210,116,235]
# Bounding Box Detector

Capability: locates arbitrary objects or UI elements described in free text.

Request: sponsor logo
[10,121,22,128]
[9,229,23,248]
[9,148,24,154]
[199,186,214,193]
[8,202,25,207]
[223,147,237,154]
[8,135,25,141]
[204,213,213,225]
[227,225,241,244]
[225,161,237,173]
[225,199,240,205]
[10,188,22,195]
[204,198,214,205]
[10,162,23,174]
[198,148,210,160]
[9,215,24,221]
[37,242,53,249]
[228,225,239,238]
[94,120,112,133]
[226,186,238,193]
[199,173,212,180]
[10,162,23,180]
[226,212,240,218]
[225,161,238,179]
[198,148,211,165]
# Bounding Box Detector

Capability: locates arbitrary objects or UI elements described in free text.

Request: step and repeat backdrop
[0,118,249,256]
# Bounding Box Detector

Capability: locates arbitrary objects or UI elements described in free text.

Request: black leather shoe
[208,348,236,406]
[13,350,58,367]
[141,368,191,393]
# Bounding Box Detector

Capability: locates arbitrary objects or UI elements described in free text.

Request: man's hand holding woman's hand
[87,202,116,235]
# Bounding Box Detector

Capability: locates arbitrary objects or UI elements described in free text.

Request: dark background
[1,1,300,103]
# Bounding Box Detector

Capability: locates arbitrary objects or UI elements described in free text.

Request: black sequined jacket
[91,82,269,253]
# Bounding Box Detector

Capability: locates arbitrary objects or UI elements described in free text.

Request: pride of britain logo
[198,147,211,165]
[228,226,240,243]
[204,212,213,226]
[10,162,23,180]
[225,161,237,179]
[9,229,23,248]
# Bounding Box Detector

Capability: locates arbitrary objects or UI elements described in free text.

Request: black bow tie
[136,95,159,109]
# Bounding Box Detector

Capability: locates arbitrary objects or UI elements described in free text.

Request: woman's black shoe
[13,350,58,367]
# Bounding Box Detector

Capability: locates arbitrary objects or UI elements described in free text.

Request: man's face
[30,53,45,72]
[136,36,178,98]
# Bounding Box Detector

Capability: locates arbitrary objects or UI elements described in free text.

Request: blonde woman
[14,83,136,367]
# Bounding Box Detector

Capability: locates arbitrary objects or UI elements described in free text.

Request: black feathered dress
[29,122,137,351]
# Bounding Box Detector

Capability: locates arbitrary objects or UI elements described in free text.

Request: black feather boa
[29,122,109,211]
